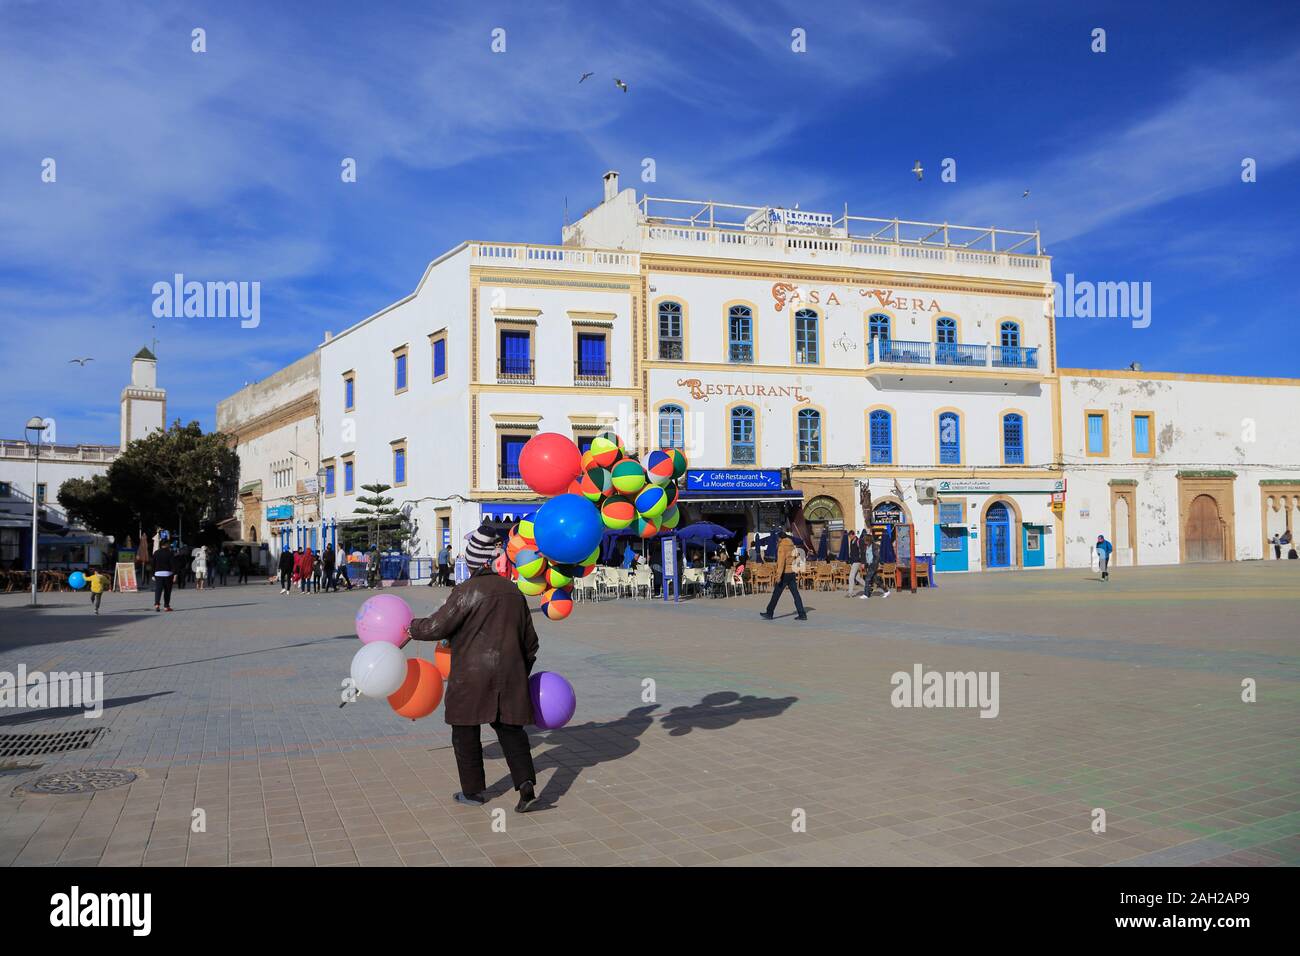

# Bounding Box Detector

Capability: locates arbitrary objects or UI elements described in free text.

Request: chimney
[602,170,619,203]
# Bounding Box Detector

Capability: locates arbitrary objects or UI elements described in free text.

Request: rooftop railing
[867,338,1040,371]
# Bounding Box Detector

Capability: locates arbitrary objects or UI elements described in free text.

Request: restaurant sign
[266,504,293,520]
[686,469,784,493]
[676,379,809,404]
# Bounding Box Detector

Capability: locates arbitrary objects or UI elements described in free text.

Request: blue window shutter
[395,354,407,390]
[345,378,353,409]
[870,410,892,463]
[939,412,961,464]
[344,461,353,492]
[1088,414,1104,454]
[433,339,446,379]
[1003,414,1024,464]
[395,449,405,483]
[1134,415,1150,454]
[325,466,335,495]
[578,334,606,374]
[502,331,529,372]
[502,436,525,477]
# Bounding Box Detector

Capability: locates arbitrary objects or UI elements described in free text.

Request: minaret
[120,346,167,447]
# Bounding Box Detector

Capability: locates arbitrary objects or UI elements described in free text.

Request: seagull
[614,78,628,93]
[579,72,594,83]
[911,161,923,181]
[69,357,94,365]
[1022,189,1030,198]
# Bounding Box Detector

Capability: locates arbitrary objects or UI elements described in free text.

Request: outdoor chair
[878,563,899,592]
[631,565,653,599]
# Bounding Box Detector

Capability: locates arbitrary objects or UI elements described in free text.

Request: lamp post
[316,466,327,552]
[24,417,45,606]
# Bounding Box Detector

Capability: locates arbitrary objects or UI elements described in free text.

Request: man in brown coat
[404,526,541,811]
[760,529,807,621]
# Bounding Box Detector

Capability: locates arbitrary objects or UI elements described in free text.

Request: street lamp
[24,417,45,606]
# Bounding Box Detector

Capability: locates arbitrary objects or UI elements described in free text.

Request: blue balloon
[68,571,87,590]
[533,494,604,565]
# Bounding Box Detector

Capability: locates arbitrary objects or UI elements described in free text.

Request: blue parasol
[674,522,736,545]
[816,528,829,560]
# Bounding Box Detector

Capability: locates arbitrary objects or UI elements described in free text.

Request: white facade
[120,348,166,446]
[216,351,320,554]
[248,172,1300,572]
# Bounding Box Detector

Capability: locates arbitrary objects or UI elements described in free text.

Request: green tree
[350,483,411,551]
[58,420,239,545]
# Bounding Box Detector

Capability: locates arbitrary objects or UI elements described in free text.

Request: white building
[120,347,166,446]
[255,171,1298,572]
[215,350,321,557]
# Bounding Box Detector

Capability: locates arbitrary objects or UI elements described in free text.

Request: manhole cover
[19,769,138,794]
[0,728,105,758]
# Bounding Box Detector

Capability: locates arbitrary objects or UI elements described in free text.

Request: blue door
[986,502,1011,568]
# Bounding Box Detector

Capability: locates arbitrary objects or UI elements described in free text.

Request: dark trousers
[92,591,102,611]
[153,575,173,608]
[280,570,292,590]
[1100,555,1110,579]
[765,572,806,617]
[438,563,451,586]
[324,567,338,591]
[862,559,881,596]
[238,568,249,584]
[451,721,536,796]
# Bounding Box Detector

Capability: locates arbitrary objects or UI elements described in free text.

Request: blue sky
[2,0,1299,445]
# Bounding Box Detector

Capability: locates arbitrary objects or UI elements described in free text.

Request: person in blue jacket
[1095,534,1113,581]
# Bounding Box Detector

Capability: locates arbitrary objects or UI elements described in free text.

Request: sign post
[661,535,678,602]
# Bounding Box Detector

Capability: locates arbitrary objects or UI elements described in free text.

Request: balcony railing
[731,444,756,465]
[658,339,683,360]
[499,473,528,491]
[497,358,535,385]
[728,343,754,363]
[867,338,1039,371]
[575,361,611,387]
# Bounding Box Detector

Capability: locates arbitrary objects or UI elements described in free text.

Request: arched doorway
[249,525,258,542]
[804,495,844,557]
[1186,495,1224,562]
[985,501,1013,568]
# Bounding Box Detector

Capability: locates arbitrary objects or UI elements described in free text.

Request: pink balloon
[355,594,414,645]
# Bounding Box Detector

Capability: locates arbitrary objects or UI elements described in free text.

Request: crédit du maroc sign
[772,282,943,314]
[676,379,810,403]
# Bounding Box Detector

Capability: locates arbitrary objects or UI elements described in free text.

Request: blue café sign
[266,504,293,521]
[685,469,784,493]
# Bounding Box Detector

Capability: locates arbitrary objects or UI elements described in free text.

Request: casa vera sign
[676,378,810,403]
[772,282,942,314]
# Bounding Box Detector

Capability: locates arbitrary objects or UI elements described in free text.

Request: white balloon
[350,642,407,699]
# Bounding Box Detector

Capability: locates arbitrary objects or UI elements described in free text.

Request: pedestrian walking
[87,567,109,614]
[152,534,175,611]
[403,526,540,811]
[337,544,353,590]
[278,547,294,593]
[438,544,452,587]
[845,530,863,596]
[760,529,807,621]
[216,549,229,586]
[205,547,216,588]
[311,549,323,593]
[1271,533,1282,560]
[192,546,208,591]
[1095,534,1113,581]
[300,547,315,594]
[237,547,251,584]
[322,544,337,592]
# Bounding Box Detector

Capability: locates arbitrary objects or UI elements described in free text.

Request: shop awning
[677,491,803,502]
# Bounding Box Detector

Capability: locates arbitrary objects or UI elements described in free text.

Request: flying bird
[911,161,923,181]
[1022,189,1030,198]
[614,78,628,93]
[69,357,94,365]
[579,72,594,83]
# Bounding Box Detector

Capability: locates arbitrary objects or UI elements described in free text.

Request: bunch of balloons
[508,430,688,621]
[346,594,446,720]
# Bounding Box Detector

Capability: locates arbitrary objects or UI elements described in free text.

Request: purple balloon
[355,594,414,646]
[529,671,577,730]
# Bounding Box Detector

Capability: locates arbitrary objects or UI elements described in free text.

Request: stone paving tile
[3,563,1298,867]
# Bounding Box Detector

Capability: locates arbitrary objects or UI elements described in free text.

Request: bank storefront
[677,468,802,541]
[928,477,1064,572]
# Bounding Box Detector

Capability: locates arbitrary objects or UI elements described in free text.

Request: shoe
[154,605,160,612]
[515,782,538,813]
[882,591,891,598]
[759,612,773,620]
[165,607,173,612]
[795,614,808,621]
[453,792,486,807]
[858,594,870,599]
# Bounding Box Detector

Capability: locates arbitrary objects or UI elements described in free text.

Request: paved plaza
[0,562,1296,867]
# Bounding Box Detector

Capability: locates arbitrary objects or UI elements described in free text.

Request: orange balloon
[434,644,452,681]
[387,658,444,720]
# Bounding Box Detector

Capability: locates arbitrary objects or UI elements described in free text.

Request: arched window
[730,406,756,465]
[868,313,891,343]
[658,404,685,449]
[1002,412,1024,465]
[728,306,753,363]
[795,309,819,364]
[938,411,961,464]
[999,321,1020,348]
[869,409,893,464]
[797,408,822,464]
[935,317,957,344]
[658,301,683,359]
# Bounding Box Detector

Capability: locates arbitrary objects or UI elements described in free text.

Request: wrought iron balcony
[498,472,528,491]
[497,358,535,385]
[574,360,611,387]
[728,343,754,363]
[991,345,1040,369]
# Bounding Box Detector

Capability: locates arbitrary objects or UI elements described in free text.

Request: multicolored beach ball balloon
[645,450,676,486]
[635,515,660,538]
[600,495,636,530]
[588,432,623,468]
[660,504,681,530]
[514,548,547,579]
[610,458,646,496]
[544,565,573,589]
[634,484,668,519]
[512,519,536,544]
[540,587,574,621]
[578,466,613,502]
[517,574,549,596]
[662,448,688,479]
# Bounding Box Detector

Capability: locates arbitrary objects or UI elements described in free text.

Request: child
[87,567,110,614]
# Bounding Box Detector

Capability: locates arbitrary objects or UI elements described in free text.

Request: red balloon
[434,644,452,681]
[519,433,582,496]
[387,658,444,719]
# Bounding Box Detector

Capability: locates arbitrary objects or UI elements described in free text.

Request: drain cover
[19,769,137,794]
[0,728,105,758]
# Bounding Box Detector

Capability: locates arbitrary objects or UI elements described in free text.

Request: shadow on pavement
[660,690,798,736]
[0,691,174,727]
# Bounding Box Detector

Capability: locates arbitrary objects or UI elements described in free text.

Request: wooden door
[1185,495,1223,562]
